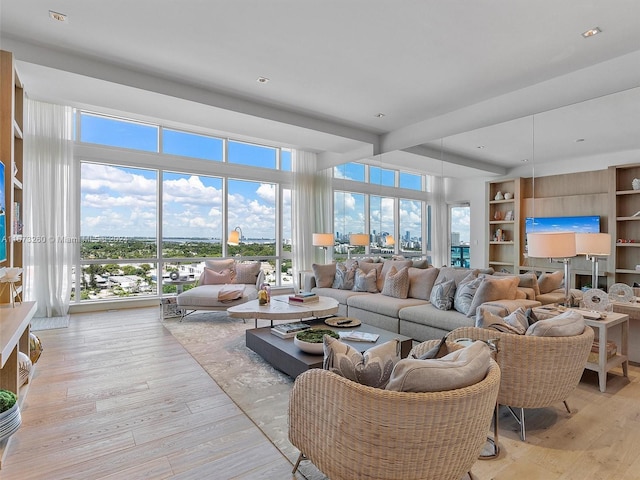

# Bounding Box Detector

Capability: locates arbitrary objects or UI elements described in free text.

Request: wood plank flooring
[1,307,300,479]
[4,306,640,479]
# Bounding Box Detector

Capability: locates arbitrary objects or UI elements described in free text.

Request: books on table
[288,292,319,303]
[270,322,311,339]
[338,331,379,342]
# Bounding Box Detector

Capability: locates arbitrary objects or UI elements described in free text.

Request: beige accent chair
[448,326,594,443]
[288,340,500,480]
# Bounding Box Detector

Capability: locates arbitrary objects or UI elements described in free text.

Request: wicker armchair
[448,326,594,442]
[288,340,500,480]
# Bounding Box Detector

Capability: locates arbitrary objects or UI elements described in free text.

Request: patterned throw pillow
[429,279,456,310]
[332,262,357,290]
[353,268,378,293]
[323,336,400,388]
[233,261,261,284]
[381,266,410,299]
[454,275,483,315]
[202,267,234,285]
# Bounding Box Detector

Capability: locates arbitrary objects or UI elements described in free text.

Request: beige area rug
[162,312,327,480]
[30,314,70,331]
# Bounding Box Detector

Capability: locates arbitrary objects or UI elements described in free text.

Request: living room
[1,2,640,479]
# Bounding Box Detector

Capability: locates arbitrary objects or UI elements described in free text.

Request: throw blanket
[217,284,246,303]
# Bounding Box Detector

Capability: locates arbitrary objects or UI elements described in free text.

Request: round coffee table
[227,294,339,328]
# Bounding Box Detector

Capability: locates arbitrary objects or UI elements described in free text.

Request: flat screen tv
[525,215,600,234]
[0,159,5,264]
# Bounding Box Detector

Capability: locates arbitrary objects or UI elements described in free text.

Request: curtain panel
[23,100,77,317]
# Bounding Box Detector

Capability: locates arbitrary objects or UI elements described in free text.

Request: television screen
[525,215,600,234]
[0,160,5,264]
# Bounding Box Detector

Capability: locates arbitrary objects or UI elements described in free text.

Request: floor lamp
[575,233,611,289]
[527,232,577,307]
[312,233,334,263]
[228,226,242,245]
[348,233,369,259]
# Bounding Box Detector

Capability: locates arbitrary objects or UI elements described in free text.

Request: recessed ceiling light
[477,145,485,149]
[374,113,385,118]
[582,27,601,38]
[575,138,585,143]
[521,159,529,162]
[256,76,269,83]
[49,10,68,22]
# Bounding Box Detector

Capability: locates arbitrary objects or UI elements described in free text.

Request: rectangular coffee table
[246,318,413,378]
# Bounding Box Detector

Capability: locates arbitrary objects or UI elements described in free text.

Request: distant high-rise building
[452,232,461,246]
[405,230,410,242]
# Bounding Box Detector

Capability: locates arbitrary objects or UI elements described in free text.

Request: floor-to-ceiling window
[450,203,471,267]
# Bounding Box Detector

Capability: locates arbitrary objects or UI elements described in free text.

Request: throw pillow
[202,267,234,285]
[411,258,430,269]
[454,275,483,315]
[385,341,491,393]
[429,279,456,310]
[353,267,378,293]
[312,263,337,288]
[538,270,564,294]
[503,307,529,334]
[526,310,586,337]
[381,259,413,291]
[204,258,236,272]
[323,336,400,388]
[233,261,261,284]
[407,266,439,300]
[475,308,523,334]
[358,262,384,291]
[465,275,519,318]
[332,262,357,290]
[435,267,479,287]
[381,266,410,299]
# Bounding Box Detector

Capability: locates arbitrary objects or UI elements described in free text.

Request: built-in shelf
[616,190,640,196]
[616,243,640,247]
[489,220,515,225]
[489,199,515,205]
[489,241,514,245]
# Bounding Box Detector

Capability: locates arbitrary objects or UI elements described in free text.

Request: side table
[582,311,629,393]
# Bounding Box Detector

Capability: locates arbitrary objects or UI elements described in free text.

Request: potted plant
[294,329,339,354]
[0,389,21,441]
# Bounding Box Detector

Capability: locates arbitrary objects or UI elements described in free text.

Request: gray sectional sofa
[304,259,541,342]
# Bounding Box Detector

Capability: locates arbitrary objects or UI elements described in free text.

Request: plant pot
[293,336,325,354]
[0,403,21,441]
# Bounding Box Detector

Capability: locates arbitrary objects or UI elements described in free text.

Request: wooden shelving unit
[610,164,640,286]
[486,178,522,273]
[0,50,24,304]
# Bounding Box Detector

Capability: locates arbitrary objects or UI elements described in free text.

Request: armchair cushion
[526,310,585,337]
[538,270,564,294]
[233,261,262,284]
[476,309,525,334]
[323,336,400,388]
[386,341,491,393]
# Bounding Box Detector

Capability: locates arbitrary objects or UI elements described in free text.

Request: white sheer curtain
[431,175,448,267]
[291,150,332,289]
[23,100,77,317]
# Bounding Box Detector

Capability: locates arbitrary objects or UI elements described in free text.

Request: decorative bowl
[294,329,339,355]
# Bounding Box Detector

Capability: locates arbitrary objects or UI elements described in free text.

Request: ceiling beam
[402,146,507,175]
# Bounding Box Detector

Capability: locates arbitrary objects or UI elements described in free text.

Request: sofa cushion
[454,275,483,315]
[526,310,586,337]
[177,284,256,308]
[332,262,357,290]
[386,341,491,393]
[312,263,336,288]
[429,279,456,310]
[233,261,261,284]
[399,304,475,332]
[348,293,429,318]
[323,336,400,388]
[312,287,367,305]
[381,266,410,299]
[202,267,234,285]
[407,266,439,300]
[435,267,479,287]
[466,275,519,317]
[353,268,378,293]
[204,258,236,272]
[538,270,564,294]
[493,272,540,296]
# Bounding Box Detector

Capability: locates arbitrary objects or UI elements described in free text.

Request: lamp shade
[575,233,611,256]
[384,235,395,246]
[349,233,370,246]
[527,232,577,258]
[312,233,334,247]
[228,227,241,245]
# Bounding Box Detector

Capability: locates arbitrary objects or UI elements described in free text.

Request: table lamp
[575,233,611,289]
[312,233,334,263]
[527,232,576,307]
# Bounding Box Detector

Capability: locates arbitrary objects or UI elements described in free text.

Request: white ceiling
[1,0,639,178]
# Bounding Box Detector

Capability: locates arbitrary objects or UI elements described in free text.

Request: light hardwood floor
[1,307,300,479]
[3,307,640,479]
